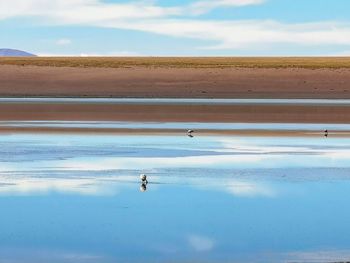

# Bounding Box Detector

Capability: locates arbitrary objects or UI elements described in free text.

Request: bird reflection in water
[140,183,148,192]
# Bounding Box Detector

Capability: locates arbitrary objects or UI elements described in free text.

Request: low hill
[0,49,36,57]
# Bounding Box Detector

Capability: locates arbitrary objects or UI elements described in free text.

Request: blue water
[1,134,350,262]
[2,121,350,131]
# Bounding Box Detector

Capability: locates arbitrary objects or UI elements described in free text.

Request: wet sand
[1,102,350,123]
[0,126,349,137]
[1,63,350,133]
[1,65,350,99]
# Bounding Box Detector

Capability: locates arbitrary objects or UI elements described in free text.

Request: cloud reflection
[188,235,215,252]
[224,181,275,197]
[0,247,106,263]
[59,155,266,171]
[1,134,350,198]
[0,173,275,199]
[0,176,136,196]
[280,249,350,263]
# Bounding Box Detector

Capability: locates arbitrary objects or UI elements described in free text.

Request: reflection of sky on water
[1,134,350,170]
[1,134,350,262]
[2,121,350,131]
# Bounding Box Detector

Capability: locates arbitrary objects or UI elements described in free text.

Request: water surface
[1,133,350,262]
[2,121,350,131]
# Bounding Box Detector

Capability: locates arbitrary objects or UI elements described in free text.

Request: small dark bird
[324,130,329,137]
[187,129,194,137]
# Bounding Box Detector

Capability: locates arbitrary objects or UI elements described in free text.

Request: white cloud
[0,0,260,20]
[1,0,350,54]
[188,235,215,252]
[0,0,181,21]
[79,51,139,57]
[111,19,350,50]
[37,51,139,57]
[190,0,265,14]
[56,38,72,45]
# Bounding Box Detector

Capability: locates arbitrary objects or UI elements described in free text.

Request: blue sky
[1,0,350,56]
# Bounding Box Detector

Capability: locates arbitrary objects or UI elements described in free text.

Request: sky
[1,0,350,56]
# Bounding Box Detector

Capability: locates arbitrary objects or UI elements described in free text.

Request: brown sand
[1,64,350,129]
[1,65,350,99]
[1,102,350,123]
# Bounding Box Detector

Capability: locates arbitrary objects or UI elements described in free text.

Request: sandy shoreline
[1,61,350,132]
[1,102,350,123]
[1,65,350,99]
[0,126,348,137]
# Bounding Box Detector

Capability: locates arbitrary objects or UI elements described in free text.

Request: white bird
[140,174,148,183]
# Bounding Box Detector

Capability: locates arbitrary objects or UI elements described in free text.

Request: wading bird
[140,174,148,184]
[187,129,194,137]
[140,174,148,192]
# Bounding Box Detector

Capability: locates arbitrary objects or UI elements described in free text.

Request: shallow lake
[1,133,350,262]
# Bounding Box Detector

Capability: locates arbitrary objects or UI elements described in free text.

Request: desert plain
[1,57,350,130]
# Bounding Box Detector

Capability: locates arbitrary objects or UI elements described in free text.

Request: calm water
[2,121,350,131]
[1,133,350,262]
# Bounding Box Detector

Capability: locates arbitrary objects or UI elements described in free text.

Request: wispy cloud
[1,0,350,54]
[112,19,350,50]
[0,248,105,263]
[189,0,265,14]
[0,0,180,21]
[0,175,132,195]
[282,249,350,263]
[56,38,72,45]
[0,0,261,20]
[37,51,139,57]
[224,181,275,197]
[188,235,215,252]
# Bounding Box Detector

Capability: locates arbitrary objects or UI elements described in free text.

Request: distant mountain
[0,49,36,57]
